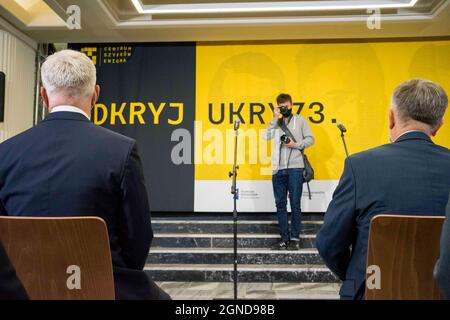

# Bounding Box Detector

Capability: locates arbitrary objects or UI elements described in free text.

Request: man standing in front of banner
[264,93,315,250]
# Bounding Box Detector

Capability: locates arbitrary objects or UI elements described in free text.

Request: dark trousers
[272,168,304,242]
[147,276,171,300]
[113,267,172,300]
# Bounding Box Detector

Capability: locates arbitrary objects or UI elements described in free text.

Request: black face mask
[280,106,292,118]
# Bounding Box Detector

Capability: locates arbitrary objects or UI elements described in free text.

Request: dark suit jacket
[0,242,28,300]
[316,131,450,300]
[0,112,153,300]
[435,193,450,299]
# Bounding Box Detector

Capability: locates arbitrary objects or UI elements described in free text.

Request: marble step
[152,220,323,235]
[152,213,325,221]
[147,248,324,265]
[155,281,340,300]
[152,233,316,248]
[146,264,338,283]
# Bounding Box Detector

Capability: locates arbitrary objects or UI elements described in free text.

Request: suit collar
[395,131,432,143]
[43,111,91,122]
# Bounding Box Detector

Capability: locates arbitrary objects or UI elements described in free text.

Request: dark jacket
[435,193,450,299]
[0,241,28,300]
[0,111,153,299]
[316,131,450,300]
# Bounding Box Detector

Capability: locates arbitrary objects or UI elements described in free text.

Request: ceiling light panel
[131,0,419,14]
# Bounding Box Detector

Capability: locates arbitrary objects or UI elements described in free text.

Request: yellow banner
[195,40,450,181]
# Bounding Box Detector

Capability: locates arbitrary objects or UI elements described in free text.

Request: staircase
[146,213,341,299]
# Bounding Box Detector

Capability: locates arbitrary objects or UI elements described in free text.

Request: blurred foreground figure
[0,50,169,300]
[0,242,28,300]
[435,193,450,299]
[317,79,450,300]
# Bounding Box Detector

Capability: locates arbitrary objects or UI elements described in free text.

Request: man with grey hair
[316,78,450,300]
[0,49,169,300]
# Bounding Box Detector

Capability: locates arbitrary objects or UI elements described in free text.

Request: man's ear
[431,119,444,137]
[40,87,49,109]
[389,109,395,130]
[91,85,100,107]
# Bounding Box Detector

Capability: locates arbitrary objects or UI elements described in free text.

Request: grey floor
[156,281,341,300]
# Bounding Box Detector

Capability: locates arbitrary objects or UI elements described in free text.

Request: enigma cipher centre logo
[81,47,97,65]
[81,46,133,66]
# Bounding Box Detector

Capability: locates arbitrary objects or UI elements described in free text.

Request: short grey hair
[41,49,96,98]
[392,79,448,129]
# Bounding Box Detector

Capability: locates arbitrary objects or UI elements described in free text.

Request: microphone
[337,123,347,133]
[234,118,240,131]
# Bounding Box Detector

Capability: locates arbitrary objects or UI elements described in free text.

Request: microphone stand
[340,129,349,158]
[228,121,240,300]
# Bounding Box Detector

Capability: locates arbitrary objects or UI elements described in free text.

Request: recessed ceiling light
[131,0,419,15]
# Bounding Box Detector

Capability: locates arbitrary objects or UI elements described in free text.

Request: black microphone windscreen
[337,123,347,133]
[234,119,240,130]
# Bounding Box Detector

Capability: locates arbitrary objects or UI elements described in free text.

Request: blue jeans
[272,168,304,242]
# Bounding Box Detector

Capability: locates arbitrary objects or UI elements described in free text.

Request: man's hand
[285,140,298,149]
[273,107,280,119]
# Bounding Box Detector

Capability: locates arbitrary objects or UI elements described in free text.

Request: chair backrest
[365,214,444,300]
[0,216,115,300]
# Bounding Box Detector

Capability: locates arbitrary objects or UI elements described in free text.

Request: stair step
[155,281,340,300]
[152,233,316,248]
[147,214,334,288]
[152,220,322,234]
[153,213,325,221]
[153,220,323,224]
[147,248,323,265]
[146,264,338,283]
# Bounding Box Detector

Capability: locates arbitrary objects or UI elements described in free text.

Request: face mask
[280,106,292,118]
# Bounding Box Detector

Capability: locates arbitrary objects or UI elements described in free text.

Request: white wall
[0,29,36,142]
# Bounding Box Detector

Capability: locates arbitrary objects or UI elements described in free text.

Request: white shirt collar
[50,105,90,120]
